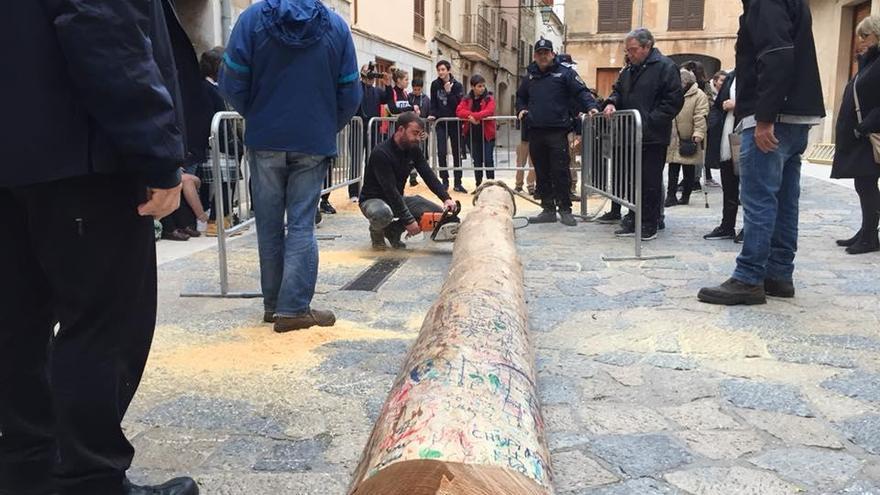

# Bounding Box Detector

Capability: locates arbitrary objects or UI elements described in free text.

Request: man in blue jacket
[1,1,199,494]
[220,0,362,333]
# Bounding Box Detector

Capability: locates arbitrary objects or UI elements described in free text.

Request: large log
[349,183,553,495]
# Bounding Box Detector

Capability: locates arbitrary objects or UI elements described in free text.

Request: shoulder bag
[853,72,880,164]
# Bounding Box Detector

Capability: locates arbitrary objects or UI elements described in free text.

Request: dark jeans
[641,144,668,228]
[530,128,572,213]
[667,163,696,200]
[470,131,495,185]
[360,195,442,236]
[435,121,463,185]
[855,175,880,237]
[0,174,157,495]
[719,159,740,232]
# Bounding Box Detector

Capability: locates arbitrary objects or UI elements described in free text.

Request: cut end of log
[351,460,550,495]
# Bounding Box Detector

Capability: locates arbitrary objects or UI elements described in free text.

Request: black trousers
[435,120,463,185]
[160,192,196,233]
[667,163,696,200]
[0,174,157,495]
[530,128,572,213]
[719,159,741,232]
[855,175,880,237]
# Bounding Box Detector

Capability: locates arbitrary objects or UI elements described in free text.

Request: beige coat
[667,84,710,165]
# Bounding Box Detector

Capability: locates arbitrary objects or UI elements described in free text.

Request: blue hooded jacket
[219,0,361,156]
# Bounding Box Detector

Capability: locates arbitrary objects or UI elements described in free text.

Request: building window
[668,0,705,31]
[414,0,425,37]
[440,0,452,32]
[500,18,508,46]
[598,0,633,33]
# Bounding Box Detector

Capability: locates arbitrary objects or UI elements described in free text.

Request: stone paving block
[138,395,286,437]
[679,429,765,460]
[837,414,880,455]
[822,372,880,404]
[654,334,681,353]
[644,353,698,371]
[737,409,845,449]
[195,472,348,494]
[547,431,592,452]
[603,365,644,387]
[252,434,333,473]
[579,477,685,494]
[552,450,618,492]
[811,335,880,352]
[769,343,857,369]
[538,373,582,405]
[665,466,802,495]
[131,429,228,471]
[589,434,694,478]
[660,400,741,430]
[837,480,880,494]
[580,404,670,435]
[201,435,273,471]
[720,379,814,417]
[594,351,643,367]
[749,447,863,490]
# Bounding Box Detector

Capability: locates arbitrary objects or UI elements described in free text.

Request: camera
[365,62,382,79]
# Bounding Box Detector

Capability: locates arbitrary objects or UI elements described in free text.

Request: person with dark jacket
[409,79,431,119]
[517,39,599,227]
[360,112,456,250]
[430,60,468,192]
[219,0,362,332]
[1,1,200,494]
[457,75,497,187]
[603,28,685,240]
[703,70,744,241]
[353,66,387,201]
[699,0,825,306]
[832,16,880,255]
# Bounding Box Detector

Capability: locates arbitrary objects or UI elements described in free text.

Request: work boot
[384,225,407,249]
[319,200,337,215]
[123,477,198,495]
[836,229,864,247]
[559,211,578,227]
[529,209,558,224]
[596,211,622,224]
[698,278,766,306]
[765,279,795,298]
[370,230,388,250]
[274,309,337,333]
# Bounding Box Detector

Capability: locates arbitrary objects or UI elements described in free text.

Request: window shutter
[686,0,705,30]
[597,0,617,33]
[414,0,425,36]
[669,0,686,30]
[616,0,632,32]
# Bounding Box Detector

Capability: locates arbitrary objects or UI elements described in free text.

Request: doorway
[596,68,622,99]
[850,1,872,77]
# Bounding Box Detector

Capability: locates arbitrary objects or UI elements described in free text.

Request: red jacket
[456,92,496,141]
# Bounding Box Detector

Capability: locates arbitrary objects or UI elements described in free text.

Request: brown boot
[274,309,336,333]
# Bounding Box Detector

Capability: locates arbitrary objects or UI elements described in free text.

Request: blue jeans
[733,123,809,285]
[249,150,329,317]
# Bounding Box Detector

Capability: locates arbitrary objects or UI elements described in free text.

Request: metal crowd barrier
[366,116,430,161]
[580,110,673,261]
[182,113,365,298]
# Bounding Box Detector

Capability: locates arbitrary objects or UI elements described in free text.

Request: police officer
[516,39,599,226]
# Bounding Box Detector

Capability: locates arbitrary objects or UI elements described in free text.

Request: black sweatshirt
[360,138,450,225]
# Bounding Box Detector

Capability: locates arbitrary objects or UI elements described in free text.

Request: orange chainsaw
[418,201,461,242]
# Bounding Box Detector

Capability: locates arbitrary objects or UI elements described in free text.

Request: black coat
[705,70,738,169]
[3,0,198,188]
[606,48,684,146]
[832,46,880,179]
[429,77,465,119]
[516,61,598,130]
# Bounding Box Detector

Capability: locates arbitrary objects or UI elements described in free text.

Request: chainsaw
[418,201,461,242]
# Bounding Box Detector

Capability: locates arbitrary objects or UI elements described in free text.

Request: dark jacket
[832,46,880,179]
[4,0,190,189]
[360,138,450,225]
[358,82,384,123]
[219,0,361,156]
[706,70,738,169]
[456,92,497,141]
[606,48,684,146]
[516,61,599,130]
[408,93,431,119]
[734,0,825,123]
[384,85,414,114]
[429,77,465,119]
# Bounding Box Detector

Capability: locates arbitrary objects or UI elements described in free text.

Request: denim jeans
[733,123,810,285]
[360,196,442,234]
[470,132,495,184]
[249,150,329,317]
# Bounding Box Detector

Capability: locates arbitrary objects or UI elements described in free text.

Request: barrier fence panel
[182,114,366,298]
[580,110,673,261]
[367,116,430,162]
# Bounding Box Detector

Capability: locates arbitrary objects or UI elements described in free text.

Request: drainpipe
[637,0,645,27]
[221,0,233,44]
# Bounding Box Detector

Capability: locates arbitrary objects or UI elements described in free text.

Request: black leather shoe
[559,211,578,227]
[319,201,337,215]
[161,229,191,242]
[453,185,468,194]
[596,211,622,225]
[704,226,735,240]
[698,278,766,306]
[384,226,407,249]
[836,230,862,247]
[846,240,880,255]
[664,196,679,207]
[765,279,795,298]
[263,311,275,323]
[123,477,199,495]
[528,209,558,224]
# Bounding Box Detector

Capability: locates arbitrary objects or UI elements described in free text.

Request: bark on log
[349,183,553,495]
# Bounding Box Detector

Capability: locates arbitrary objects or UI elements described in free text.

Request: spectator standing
[430,61,468,193]
[831,15,880,255]
[409,79,431,119]
[603,29,684,240]
[355,64,387,202]
[704,70,742,241]
[517,39,599,227]
[666,69,709,207]
[457,75,497,188]
[699,0,825,305]
[2,0,201,493]
[219,0,362,331]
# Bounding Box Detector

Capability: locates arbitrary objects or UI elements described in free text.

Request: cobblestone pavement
[128,171,880,494]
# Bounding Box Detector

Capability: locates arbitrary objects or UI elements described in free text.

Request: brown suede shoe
[274,309,336,333]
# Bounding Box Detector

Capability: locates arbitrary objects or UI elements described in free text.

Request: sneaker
[641,225,658,241]
[615,225,635,237]
[705,178,721,188]
[514,186,524,193]
[274,309,336,333]
[350,196,359,204]
[559,211,578,227]
[596,211,622,224]
[319,201,337,214]
[528,210,558,224]
[698,278,766,305]
[704,226,735,240]
[123,476,199,495]
[765,279,795,298]
[734,230,744,244]
[453,185,468,194]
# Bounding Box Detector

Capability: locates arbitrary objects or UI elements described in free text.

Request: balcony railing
[462,13,491,52]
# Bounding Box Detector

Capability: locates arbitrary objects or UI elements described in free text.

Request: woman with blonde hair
[832,14,880,254]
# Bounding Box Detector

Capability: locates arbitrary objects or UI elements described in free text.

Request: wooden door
[851,2,872,77]
[596,67,622,99]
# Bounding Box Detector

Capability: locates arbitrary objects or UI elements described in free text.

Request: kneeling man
[360,112,456,249]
